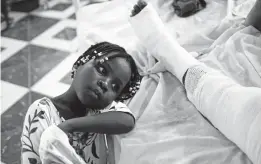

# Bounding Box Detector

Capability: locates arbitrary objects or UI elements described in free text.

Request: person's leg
[130,2,261,163]
[184,65,261,164]
[244,0,261,31]
[130,1,261,162]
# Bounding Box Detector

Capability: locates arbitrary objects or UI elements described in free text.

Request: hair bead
[100,59,105,63]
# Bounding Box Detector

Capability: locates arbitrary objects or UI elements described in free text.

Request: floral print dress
[21,97,134,164]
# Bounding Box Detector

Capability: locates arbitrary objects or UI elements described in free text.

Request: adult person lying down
[130,0,261,164]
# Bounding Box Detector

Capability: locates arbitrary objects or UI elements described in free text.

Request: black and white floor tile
[1,0,81,163]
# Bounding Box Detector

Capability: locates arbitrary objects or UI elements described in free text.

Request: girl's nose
[97,80,108,92]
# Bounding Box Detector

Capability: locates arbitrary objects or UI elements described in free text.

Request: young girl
[21,42,141,164]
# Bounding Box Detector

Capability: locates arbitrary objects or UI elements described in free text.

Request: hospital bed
[70,0,260,163]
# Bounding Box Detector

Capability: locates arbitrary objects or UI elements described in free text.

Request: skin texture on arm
[244,0,261,32]
[58,111,135,134]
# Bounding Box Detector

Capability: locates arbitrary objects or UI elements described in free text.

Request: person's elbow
[119,113,135,133]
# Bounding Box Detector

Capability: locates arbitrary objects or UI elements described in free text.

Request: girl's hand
[130,0,148,17]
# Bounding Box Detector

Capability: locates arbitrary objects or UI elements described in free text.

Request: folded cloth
[39,125,87,164]
[172,0,207,17]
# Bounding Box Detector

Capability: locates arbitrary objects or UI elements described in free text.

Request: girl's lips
[93,89,102,99]
[89,87,102,99]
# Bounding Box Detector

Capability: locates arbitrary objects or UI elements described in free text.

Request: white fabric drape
[129,3,261,164]
[37,0,261,163]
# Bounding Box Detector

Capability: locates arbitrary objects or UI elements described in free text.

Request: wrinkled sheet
[74,0,260,163]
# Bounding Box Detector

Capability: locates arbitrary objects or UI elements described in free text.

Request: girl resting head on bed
[21,41,141,164]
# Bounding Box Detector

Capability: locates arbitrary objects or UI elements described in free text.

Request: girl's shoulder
[28,97,54,112]
[26,97,63,125]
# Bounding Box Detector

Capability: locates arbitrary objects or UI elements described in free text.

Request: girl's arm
[129,0,201,83]
[58,111,135,134]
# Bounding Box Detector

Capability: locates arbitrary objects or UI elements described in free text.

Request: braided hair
[71,42,142,102]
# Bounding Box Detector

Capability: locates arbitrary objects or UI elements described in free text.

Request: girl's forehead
[102,52,129,67]
[105,57,132,81]
[107,57,130,72]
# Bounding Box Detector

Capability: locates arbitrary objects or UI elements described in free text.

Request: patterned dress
[21,97,134,164]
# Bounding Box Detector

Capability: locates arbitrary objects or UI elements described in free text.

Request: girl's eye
[96,64,107,75]
[112,83,120,92]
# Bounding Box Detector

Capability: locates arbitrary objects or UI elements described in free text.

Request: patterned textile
[21,97,134,164]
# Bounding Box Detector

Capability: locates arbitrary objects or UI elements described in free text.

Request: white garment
[39,125,87,164]
[21,97,134,164]
[185,65,261,164]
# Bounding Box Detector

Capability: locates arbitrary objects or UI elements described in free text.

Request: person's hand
[130,0,148,17]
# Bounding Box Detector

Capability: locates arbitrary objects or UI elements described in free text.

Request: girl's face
[72,52,132,109]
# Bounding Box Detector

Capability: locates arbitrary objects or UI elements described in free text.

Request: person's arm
[244,0,261,32]
[130,2,261,164]
[58,111,135,134]
[129,0,201,83]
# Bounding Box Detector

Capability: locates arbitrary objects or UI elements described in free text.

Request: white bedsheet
[74,0,260,163]
[76,0,228,53]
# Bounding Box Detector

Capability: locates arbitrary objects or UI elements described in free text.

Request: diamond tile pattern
[50,3,71,11]
[0,1,80,163]
[53,27,76,40]
[1,92,48,164]
[1,44,70,87]
[2,15,59,41]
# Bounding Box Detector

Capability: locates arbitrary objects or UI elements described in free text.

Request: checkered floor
[1,1,82,163]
